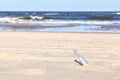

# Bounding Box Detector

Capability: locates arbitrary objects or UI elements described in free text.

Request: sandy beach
[0,32,120,80]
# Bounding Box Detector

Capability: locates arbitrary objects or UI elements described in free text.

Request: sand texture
[0,32,120,80]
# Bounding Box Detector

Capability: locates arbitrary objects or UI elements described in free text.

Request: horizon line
[0,10,120,12]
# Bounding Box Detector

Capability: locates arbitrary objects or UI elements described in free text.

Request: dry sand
[0,32,120,80]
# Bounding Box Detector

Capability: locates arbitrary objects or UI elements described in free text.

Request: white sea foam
[112,12,120,15]
[0,16,44,23]
[0,17,120,26]
[43,26,120,33]
[0,17,18,23]
[44,13,59,15]
[24,16,43,19]
[1,25,120,33]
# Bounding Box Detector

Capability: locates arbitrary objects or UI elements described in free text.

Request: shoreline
[0,23,68,28]
[0,30,120,34]
[0,23,120,33]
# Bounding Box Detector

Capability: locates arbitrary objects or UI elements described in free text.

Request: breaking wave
[0,16,120,26]
[0,16,55,23]
[43,13,59,16]
[112,12,120,15]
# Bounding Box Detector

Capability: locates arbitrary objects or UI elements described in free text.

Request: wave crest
[0,16,120,25]
[0,16,55,23]
[112,12,120,15]
[18,16,53,20]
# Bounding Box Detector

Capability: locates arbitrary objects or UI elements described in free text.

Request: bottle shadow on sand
[74,59,84,66]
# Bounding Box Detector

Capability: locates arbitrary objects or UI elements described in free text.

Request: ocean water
[0,11,120,33]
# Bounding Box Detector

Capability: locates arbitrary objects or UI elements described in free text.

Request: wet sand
[101,26,120,30]
[0,32,120,80]
[0,23,68,28]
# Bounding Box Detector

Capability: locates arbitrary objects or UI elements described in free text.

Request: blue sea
[0,11,120,33]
